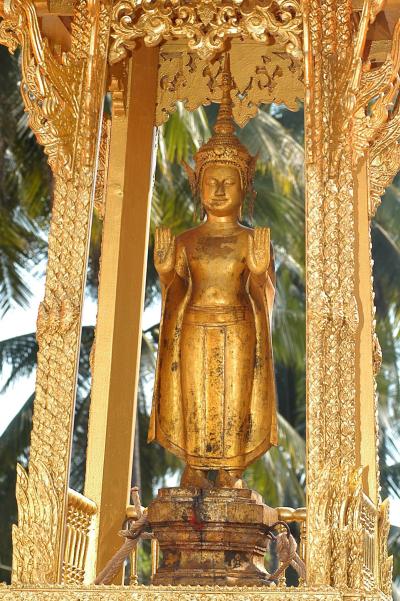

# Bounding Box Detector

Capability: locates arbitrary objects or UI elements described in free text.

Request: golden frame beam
[0,0,399,598]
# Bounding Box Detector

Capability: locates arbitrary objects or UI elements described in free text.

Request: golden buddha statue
[148,58,277,490]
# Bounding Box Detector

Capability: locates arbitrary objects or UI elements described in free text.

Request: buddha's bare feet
[180,466,212,489]
[215,469,247,489]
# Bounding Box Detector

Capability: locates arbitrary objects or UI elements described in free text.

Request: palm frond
[158,104,210,174]
[245,414,305,508]
[0,332,37,392]
[238,106,305,198]
[0,48,50,314]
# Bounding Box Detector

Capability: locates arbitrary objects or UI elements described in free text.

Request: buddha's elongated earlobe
[193,198,205,222]
[183,160,197,198]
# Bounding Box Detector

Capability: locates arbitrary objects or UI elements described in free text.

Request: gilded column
[0,0,112,584]
[84,45,159,582]
[304,0,399,589]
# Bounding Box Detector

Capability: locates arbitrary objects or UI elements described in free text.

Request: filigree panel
[309,468,377,590]
[0,4,81,173]
[94,114,112,219]
[156,41,303,127]
[353,19,400,216]
[378,499,394,596]
[369,111,400,216]
[0,585,346,601]
[109,0,303,64]
[0,0,112,584]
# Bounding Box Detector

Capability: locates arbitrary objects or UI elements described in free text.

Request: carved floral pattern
[156,41,303,127]
[378,500,394,596]
[109,0,303,64]
[0,586,345,600]
[94,114,112,219]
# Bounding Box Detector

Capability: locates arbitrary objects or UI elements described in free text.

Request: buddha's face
[201,164,243,218]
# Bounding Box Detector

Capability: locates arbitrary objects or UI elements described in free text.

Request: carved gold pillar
[0,0,112,584]
[304,3,358,584]
[304,0,398,591]
[84,44,159,582]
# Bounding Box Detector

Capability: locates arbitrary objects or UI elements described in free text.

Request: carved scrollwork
[352,18,400,215]
[369,110,400,216]
[378,499,394,596]
[303,0,396,587]
[12,462,61,584]
[309,467,377,590]
[94,114,112,219]
[156,41,303,126]
[0,586,352,600]
[109,0,303,64]
[0,1,84,175]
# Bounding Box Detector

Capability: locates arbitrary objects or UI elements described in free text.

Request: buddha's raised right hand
[154,227,176,275]
[247,227,270,276]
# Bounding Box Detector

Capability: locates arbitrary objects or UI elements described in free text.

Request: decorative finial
[214,53,235,136]
[184,52,257,220]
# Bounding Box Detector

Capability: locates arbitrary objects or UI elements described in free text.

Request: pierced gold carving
[0,586,347,600]
[156,41,303,127]
[11,462,61,585]
[378,499,394,596]
[94,114,112,220]
[0,2,81,173]
[0,0,112,584]
[369,113,400,216]
[309,468,378,590]
[353,19,400,216]
[109,0,303,64]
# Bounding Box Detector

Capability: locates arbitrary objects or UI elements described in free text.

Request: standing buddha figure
[148,57,277,489]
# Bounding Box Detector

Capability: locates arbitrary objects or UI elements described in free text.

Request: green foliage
[0,48,50,316]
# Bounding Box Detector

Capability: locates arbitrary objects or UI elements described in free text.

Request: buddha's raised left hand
[247,227,270,275]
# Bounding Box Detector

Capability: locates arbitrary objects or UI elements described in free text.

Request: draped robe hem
[151,425,276,470]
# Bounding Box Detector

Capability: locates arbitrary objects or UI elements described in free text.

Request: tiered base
[147,487,278,586]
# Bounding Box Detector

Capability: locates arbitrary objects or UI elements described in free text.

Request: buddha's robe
[148,235,278,471]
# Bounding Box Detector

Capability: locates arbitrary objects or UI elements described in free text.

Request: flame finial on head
[213,53,235,136]
[184,53,257,204]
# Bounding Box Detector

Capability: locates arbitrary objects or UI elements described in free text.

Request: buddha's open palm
[154,227,176,275]
[247,227,270,275]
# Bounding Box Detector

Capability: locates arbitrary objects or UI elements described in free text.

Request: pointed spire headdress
[184,54,257,204]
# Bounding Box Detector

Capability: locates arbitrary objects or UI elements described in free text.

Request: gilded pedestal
[148,487,278,586]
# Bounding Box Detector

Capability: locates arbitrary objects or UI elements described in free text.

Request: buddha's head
[184,54,256,220]
[201,163,243,218]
